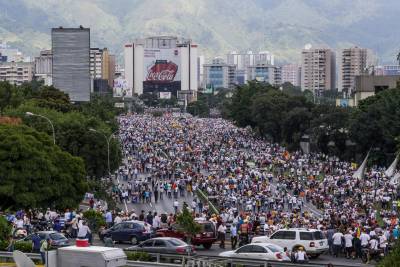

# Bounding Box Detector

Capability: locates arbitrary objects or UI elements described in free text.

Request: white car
[219,243,290,262]
[251,228,328,258]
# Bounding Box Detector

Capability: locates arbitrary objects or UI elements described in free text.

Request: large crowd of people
[114,113,399,260]
[3,112,400,263]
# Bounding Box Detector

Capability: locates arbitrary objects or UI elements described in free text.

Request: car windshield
[201,223,214,232]
[49,233,66,240]
[168,239,186,246]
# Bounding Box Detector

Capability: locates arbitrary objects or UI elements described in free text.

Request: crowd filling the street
[3,112,400,265]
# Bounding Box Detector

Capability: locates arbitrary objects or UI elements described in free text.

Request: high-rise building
[203,58,236,90]
[301,47,336,94]
[247,64,278,86]
[197,55,205,88]
[281,64,301,87]
[90,48,103,79]
[34,50,53,86]
[124,36,198,98]
[338,47,367,93]
[52,27,91,102]
[227,51,275,85]
[0,62,34,85]
[89,47,116,90]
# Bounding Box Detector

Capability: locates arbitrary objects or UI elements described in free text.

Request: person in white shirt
[77,221,92,244]
[379,233,388,255]
[332,231,344,257]
[343,230,354,259]
[152,213,161,229]
[360,231,370,248]
[114,214,122,224]
[217,223,227,249]
[173,200,179,213]
[230,223,238,249]
[294,247,308,263]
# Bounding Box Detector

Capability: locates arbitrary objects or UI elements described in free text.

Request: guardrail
[0,251,369,267]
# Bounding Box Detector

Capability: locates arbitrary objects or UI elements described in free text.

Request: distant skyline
[0,0,400,64]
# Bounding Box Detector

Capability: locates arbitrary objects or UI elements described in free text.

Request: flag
[390,172,400,185]
[385,155,399,177]
[352,151,369,180]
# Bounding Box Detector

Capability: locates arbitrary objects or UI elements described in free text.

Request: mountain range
[0,0,399,64]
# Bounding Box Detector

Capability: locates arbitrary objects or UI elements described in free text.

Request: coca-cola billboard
[143,48,181,95]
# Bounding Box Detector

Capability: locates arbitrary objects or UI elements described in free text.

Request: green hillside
[0,0,399,63]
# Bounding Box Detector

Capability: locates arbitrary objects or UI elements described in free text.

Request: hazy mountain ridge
[0,0,399,63]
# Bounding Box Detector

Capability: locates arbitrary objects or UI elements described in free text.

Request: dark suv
[156,221,216,249]
[100,220,154,244]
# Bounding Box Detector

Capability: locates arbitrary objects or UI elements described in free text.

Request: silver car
[126,237,196,255]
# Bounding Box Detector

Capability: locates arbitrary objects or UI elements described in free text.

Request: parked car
[18,231,70,248]
[219,243,290,261]
[126,237,196,255]
[156,221,216,249]
[251,228,328,258]
[99,220,154,244]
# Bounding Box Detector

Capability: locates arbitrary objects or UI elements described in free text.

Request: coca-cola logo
[146,61,178,82]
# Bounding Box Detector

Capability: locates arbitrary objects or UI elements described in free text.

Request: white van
[251,228,328,258]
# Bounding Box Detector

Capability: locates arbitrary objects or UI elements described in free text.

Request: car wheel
[309,254,320,259]
[131,236,138,245]
[203,243,212,249]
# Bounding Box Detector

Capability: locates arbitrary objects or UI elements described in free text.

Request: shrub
[125,251,152,261]
[0,239,8,251]
[83,210,106,232]
[14,241,32,253]
[0,216,12,241]
[379,240,400,267]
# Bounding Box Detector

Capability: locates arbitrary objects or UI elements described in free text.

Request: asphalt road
[91,237,373,267]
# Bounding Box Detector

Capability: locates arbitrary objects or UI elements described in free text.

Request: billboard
[143,48,181,95]
[159,92,172,99]
[113,77,131,98]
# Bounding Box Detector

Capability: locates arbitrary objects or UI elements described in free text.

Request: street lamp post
[25,112,56,145]
[89,128,119,177]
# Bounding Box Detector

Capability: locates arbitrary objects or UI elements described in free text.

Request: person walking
[40,238,50,264]
[230,222,238,249]
[217,222,227,249]
[332,230,343,257]
[31,232,41,253]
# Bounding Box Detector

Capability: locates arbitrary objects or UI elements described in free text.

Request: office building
[0,53,6,63]
[103,49,116,88]
[34,50,52,86]
[124,36,198,98]
[203,58,236,90]
[0,61,34,85]
[227,51,275,85]
[301,47,336,94]
[281,64,301,87]
[353,75,400,106]
[197,55,205,88]
[90,48,103,79]
[52,27,91,102]
[247,64,277,85]
[338,47,367,93]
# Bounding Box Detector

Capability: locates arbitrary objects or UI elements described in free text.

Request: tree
[0,124,88,210]
[175,206,201,243]
[226,81,274,127]
[187,97,210,117]
[349,87,400,164]
[0,81,13,114]
[6,104,122,179]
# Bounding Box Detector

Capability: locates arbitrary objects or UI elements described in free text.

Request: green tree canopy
[6,103,122,178]
[0,124,88,210]
[350,87,400,164]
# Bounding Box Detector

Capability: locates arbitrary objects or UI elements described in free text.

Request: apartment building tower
[301,47,336,94]
[338,47,367,93]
